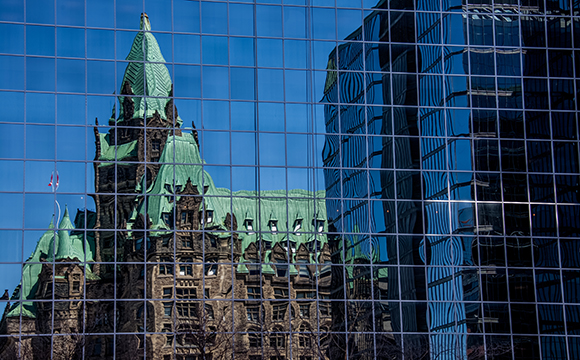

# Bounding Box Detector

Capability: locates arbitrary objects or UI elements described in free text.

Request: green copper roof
[112,14,182,126]
[127,130,328,270]
[98,133,139,166]
[5,208,96,318]
[55,207,88,261]
[130,131,209,233]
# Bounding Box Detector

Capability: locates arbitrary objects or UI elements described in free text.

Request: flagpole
[50,171,61,257]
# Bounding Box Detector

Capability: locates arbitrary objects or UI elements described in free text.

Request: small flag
[48,171,60,191]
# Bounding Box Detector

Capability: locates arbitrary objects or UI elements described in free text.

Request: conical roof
[114,13,181,126]
[6,215,56,318]
[30,215,55,262]
[55,206,75,260]
[5,208,97,319]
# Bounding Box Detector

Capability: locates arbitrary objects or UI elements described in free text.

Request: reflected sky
[0,1,580,359]
[0,0,343,293]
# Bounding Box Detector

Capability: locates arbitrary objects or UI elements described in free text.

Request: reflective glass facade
[0,1,579,359]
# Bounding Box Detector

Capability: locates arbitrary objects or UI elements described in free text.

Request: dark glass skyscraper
[1,0,580,359]
[322,0,580,359]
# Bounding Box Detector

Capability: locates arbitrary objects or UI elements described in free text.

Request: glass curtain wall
[0,0,579,360]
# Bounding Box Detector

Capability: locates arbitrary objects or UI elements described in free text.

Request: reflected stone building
[0,15,331,360]
[1,1,580,360]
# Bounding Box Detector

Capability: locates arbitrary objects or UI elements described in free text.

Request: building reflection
[321,1,427,359]
[1,14,330,360]
[0,1,579,359]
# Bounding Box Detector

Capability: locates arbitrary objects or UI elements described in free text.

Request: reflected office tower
[469,2,580,358]
[0,14,331,360]
[323,0,580,360]
[322,1,428,358]
[323,0,470,357]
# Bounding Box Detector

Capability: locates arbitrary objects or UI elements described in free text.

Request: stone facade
[0,14,331,360]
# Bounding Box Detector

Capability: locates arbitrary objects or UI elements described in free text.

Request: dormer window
[293,219,302,234]
[175,185,182,193]
[245,219,255,234]
[162,213,172,226]
[275,260,288,277]
[298,260,310,278]
[202,210,213,225]
[314,219,325,233]
[321,260,331,277]
[164,184,172,193]
[263,240,272,250]
[269,220,278,233]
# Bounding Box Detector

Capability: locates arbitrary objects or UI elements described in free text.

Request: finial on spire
[140,13,151,31]
[62,205,69,219]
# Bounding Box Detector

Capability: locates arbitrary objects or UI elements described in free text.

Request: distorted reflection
[0,1,579,360]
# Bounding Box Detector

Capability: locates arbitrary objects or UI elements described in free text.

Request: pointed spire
[56,206,75,260]
[114,14,180,126]
[58,206,74,230]
[140,12,151,31]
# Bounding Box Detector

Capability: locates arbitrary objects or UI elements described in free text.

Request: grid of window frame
[0,0,579,360]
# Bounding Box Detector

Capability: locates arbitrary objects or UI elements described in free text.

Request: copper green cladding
[113,13,182,127]
[0,14,330,360]
[5,207,97,319]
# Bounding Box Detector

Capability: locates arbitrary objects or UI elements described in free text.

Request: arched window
[205,258,218,276]
[248,331,261,347]
[136,305,144,331]
[272,303,287,321]
[204,303,214,320]
[298,325,311,347]
[270,330,285,348]
[179,257,193,276]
